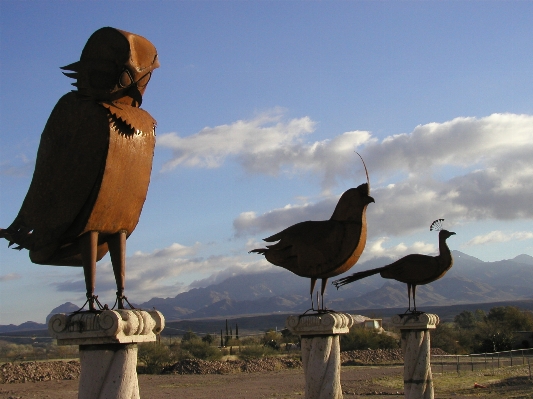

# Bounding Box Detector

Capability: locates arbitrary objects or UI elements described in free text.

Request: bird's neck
[438,237,453,267]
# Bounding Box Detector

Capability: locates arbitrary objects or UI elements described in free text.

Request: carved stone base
[49,309,164,399]
[286,313,354,399]
[391,313,439,399]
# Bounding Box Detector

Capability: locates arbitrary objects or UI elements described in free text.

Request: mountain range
[1,251,531,332]
[138,251,532,320]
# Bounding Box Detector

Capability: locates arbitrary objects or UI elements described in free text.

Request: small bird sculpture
[332,219,456,312]
[250,154,375,310]
[0,27,159,310]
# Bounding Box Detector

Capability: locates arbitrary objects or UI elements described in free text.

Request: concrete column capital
[286,312,355,336]
[48,309,165,346]
[391,313,439,331]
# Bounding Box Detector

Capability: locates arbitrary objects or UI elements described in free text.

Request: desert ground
[1,364,532,399]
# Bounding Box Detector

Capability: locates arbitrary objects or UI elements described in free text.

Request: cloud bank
[197,112,532,237]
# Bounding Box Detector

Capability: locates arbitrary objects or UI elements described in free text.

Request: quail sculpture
[250,155,374,310]
[333,219,456,312]
[0,27,159,310]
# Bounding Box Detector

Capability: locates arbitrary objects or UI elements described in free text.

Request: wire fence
[432,348,533,378]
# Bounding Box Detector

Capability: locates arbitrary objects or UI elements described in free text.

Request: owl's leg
[320,278,328,310]
[412,285,417,312]
[407,284,412,312]
[310,277,317,310]
[108,230,127,309]
[80,231,98,311]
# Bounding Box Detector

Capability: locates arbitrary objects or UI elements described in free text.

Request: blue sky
[1,1,532,325]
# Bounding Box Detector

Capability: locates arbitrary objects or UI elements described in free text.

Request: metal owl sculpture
[333,219,456,313]
[0,27,159,310]
[250,154,374,310]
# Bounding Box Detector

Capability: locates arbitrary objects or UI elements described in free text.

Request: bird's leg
[310,277,317,310]
[109,230,127,309]
[79,231,98,311]
[407,284,412,312]
[320,278,328,311]
[412,285,417,312]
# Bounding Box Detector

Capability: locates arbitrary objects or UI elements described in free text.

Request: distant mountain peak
[452,250,483,263]
[512,254,533,265]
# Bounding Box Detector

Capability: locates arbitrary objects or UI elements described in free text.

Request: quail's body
[0,27,159,310]
[333,229,456,311]
[251,183,374,309]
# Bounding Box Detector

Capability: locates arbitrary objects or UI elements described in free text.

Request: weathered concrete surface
[49,309,164,399]
[391,313,439,399]
[287,312,354,399]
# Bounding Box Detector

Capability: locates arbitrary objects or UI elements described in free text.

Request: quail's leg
[310,277,317,310]
[109,230,127,309]
[80,231,98,311]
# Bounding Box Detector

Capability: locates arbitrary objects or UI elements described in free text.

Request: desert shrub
[138,343,175,374]
[340,326,398,351]
[239,344,277,359]
[201,334,214,345]
[180,339,223,361]
[431,323,467,354]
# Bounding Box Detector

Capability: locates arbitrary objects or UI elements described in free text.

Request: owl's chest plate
[83,118,155,236]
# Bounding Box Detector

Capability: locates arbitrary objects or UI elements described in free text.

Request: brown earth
[1,351,532,399]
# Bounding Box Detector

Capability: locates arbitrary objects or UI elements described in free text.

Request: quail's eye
[119,69,134,88]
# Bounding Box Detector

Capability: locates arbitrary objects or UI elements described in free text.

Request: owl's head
[61,27,159,107]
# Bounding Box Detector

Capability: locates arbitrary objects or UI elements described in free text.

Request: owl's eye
[137,72,151,88]
[119,69,134,88]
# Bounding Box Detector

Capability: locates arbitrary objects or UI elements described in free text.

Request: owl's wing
[7,92,110,257]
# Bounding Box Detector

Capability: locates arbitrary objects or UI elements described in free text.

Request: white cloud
[0,273,22,282]
[463,230,533,247]
[158,109,374,189]
[360,238,437,262]
[231,113,533,238]
[52,242,266,302]
[0,154,34,177]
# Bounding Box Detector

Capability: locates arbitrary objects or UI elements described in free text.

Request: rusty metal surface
[333,220,456,312]
[0,27,159,307]
[250,156,374,308]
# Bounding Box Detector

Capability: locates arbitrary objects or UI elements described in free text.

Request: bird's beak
[368,196,375,203]
[450,232,456,235]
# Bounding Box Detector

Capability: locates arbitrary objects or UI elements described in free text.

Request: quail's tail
[332,267,383,289]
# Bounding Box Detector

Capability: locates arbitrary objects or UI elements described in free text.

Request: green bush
[340,326,398,351]
[138,343,175,374]
[239,344,277,359]
[180,339,223,361]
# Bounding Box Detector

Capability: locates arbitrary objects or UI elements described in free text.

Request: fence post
[471,356,474,372]
[498,352,500,368]
[456,355,459,374]
[510,350,513,366]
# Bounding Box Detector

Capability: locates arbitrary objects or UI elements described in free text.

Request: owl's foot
[113,292,135,310]
[75,294,107,313]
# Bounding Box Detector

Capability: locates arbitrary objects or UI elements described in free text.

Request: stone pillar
[391,313,439,399]
[286,313,354,399]
[49,309,165,399]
